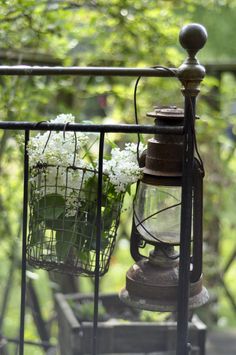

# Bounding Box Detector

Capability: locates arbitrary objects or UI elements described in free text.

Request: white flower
[49,113,75,124]
[27,114,89,168]
[103,142,145,193]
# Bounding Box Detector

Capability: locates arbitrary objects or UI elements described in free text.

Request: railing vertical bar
[191,162,203,283]
[92,131,105,355]
[19,129,30,355]
[176,95,195,355]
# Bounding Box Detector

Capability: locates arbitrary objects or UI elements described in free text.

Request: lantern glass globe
[134,181,182,245]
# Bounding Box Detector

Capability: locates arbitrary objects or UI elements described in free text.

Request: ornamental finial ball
[179,23,207,57]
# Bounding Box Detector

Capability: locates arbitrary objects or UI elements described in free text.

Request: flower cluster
[28,114,94,216]
[103,143,144,193]
[28,114,143,215]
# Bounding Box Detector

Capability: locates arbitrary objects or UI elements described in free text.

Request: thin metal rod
[6,337,55,349]
[19,130,29,355]
[176,95,195,355]
[219,277,236,314]
[223,246,236,274]
[92,132,105,355]
[0,121,183,135]
[27,279,51,350]
[0,65,176,77]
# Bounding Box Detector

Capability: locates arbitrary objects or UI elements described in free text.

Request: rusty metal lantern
[120,106,209,311]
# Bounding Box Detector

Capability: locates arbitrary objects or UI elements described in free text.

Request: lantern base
[119,253,209,312]
[120,286,209,312]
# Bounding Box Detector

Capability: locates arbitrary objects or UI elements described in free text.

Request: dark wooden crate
[55,293,206,355]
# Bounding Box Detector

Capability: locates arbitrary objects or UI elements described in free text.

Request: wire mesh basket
[27,163,124,276]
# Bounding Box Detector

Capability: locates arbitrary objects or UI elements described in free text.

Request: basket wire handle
[63,121,70,139]
[34,120,47,128]
[63,121,77,167]
[33,121,51,156]
[73,131,77,167]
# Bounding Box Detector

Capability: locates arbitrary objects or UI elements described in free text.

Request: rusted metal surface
[144,106,184,177]
[120,270,208,312]
[120,246,209,312]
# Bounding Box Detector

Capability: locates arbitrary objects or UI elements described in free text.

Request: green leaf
[84,229,110,252]
[103,206,116,230]
[38,193,66,221]
[46,214,75,231]
[56,229,76,261]
[126,184,131,195]
[106,138,118,149]
[29,223,44,246]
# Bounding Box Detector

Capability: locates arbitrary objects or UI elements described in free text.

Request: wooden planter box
[55,293,206,355]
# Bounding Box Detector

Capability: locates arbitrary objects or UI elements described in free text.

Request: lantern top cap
[179,23,208,58]
[147,106,184,120]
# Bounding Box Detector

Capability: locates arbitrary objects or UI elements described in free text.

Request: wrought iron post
[177,24,207,355]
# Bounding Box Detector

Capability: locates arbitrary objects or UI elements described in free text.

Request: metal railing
[0,23,207,355]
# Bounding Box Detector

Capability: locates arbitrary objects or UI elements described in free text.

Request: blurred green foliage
[0,1,236,354]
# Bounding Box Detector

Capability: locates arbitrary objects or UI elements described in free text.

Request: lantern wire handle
[135,202,182,228]
[133,65,177,163]
[133,66,178,260]
[133,76,142,161]
[133,68,203,174]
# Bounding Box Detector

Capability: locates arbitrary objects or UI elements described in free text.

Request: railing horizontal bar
[0,122,183,134]
[0,65,176,77]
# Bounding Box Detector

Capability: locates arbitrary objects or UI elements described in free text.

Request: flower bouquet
[27,114,142,276]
